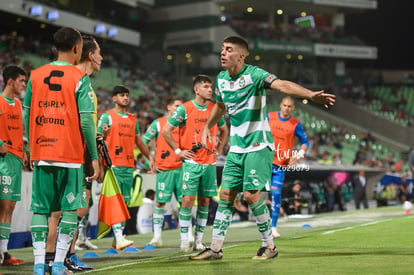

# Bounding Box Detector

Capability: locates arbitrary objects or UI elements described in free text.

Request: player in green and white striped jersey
[190,36,335,261]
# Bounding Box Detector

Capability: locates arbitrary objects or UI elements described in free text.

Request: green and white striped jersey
[215,64,275,153]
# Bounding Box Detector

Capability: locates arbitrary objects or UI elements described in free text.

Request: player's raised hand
[311,91,336,108]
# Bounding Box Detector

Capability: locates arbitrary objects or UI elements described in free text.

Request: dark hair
[79,35,97,63]
[3,65,26,84]
[166,96,180,106]
[53,27,82,52]
[112,85,130,96]
[192,74,212,92]
[145,189,155,198]
[223,36,249,51]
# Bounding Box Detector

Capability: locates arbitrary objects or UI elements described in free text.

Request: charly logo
[35,115,65,126]
[36,135,58,144]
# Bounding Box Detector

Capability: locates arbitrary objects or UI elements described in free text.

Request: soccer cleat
[52,262,73,275]
[33,263,45,275]
[252,246,278,260]
[64,256,83,273]
[76,238,98,250]
[189,248,223,260]
[70,254,93,270]
[2,253,25,265]
[272,227,280,238]
[112,236,134,251]
[148,238,163,247]
[192,240,206,251]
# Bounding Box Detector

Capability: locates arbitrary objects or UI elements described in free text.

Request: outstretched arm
[271,79,335,108]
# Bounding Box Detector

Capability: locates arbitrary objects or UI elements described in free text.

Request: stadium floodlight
[107,27,118,38]
[294,15,315,28]
[29,5,43,17]
[46,10,59,21]
[94,24,106,35]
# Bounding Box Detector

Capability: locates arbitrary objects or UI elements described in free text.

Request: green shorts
[182,162,217,197]
[112,166,134,203]
[30,165,84,213]
[156,166,183,203]
[221,147,273,192]
[0,154,23,201]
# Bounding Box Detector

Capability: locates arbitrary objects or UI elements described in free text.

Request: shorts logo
[2,186,9,194]
[252,179,259,186]
[183,183,187,190]
[66,192,75,204]
[250,169,256,175]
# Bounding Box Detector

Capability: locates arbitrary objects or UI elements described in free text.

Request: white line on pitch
[322,219,391,235]
[84,244,240,273]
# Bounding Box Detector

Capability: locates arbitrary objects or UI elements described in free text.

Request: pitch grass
[2,206,413,274]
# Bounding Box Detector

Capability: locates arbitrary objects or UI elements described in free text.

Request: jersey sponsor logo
[35,115,65,126]
[118,123,133,129]
[161,150,170,159]
[38,101,65,108]
[8,125,20,130]
[36,135,58,145]
[118,132,134,137]
[43,70,64,91]
[218,75,253,92]
[194,118,207,124]
[115,146,123,155]
[7,114,20,119]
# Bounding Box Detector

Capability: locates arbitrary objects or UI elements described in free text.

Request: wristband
[174,148,182,155]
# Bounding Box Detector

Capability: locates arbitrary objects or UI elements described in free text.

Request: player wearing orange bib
[268,96,308,238]
[24,27,100,275]
[97,85,155,251]
[162,75,228,252]
[143,97,183,247]
[0,65,28,266]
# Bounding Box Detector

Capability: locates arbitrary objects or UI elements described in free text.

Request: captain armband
[263,74,278,89]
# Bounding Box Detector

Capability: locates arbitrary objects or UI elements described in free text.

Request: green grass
[3,206,413,274]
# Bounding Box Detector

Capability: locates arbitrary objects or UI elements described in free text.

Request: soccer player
[162,74,229,252]
[191,36,334,260]
[97,85,155,250]
[142,97,183,247]
[0,65,27,266]
[44,35,103,273]
[268,96,309,238]
[24,27,100,275]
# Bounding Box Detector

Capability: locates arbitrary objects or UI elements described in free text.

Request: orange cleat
[2,255,25,266]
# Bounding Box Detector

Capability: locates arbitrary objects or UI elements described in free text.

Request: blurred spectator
[282,181,303,215]
[352,170,368,209]
[398,176,412,203]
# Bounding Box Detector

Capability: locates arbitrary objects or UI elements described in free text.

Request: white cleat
[272,227,280,238]
[148,238,163,247]
[180,241,190,252]
[193,240,206,251]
